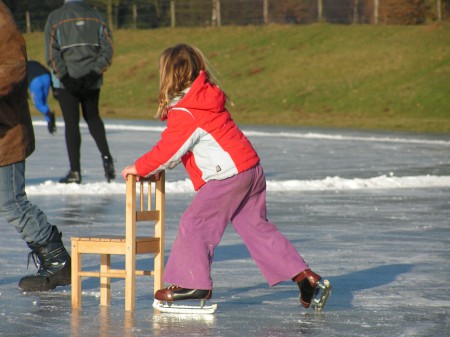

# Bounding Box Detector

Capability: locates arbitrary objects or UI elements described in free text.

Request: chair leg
[154,251,163,294]
[100,254,111,306]
[125,251,136,311]
[71,240,82,308]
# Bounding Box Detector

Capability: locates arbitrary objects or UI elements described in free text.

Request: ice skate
[311,279,332,311]
[294,269,331,311]
[102,155,116,182]
[153,286,217,314]
[59,170,81,184]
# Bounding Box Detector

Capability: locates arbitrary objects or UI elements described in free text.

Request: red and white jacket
[135,71,260,191]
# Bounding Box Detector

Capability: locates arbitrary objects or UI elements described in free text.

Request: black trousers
[56,89,111,172]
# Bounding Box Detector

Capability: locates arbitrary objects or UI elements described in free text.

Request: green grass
[24,24,450,133]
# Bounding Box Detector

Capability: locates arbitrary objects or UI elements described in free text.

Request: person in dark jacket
[44,0,115,184]
[0,0,71,292]
[27,60,56,134]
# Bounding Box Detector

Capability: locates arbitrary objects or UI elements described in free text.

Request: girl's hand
[121,165,138,180]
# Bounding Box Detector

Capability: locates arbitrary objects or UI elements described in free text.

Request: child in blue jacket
[27,60,56,134]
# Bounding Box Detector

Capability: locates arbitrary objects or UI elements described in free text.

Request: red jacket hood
[163,71,226,119]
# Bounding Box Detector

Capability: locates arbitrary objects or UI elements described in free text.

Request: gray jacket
[44,0,113,89]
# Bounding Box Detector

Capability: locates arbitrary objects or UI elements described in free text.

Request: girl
[121,44,324,309]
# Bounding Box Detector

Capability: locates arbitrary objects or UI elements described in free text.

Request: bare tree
[353,0,360,23]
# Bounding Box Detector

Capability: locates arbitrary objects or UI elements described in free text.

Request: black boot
[102,155,116,182]
[59,170,81,184]
[19,226,71,291]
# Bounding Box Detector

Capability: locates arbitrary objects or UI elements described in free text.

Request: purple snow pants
[163,164,309,289]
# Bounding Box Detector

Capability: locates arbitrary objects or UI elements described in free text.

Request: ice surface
[1,119,449,336]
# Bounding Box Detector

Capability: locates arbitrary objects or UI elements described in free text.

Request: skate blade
[311,279,332,312]
[152,299,218,314]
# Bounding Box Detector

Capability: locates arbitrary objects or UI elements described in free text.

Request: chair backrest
[125,172,165,246]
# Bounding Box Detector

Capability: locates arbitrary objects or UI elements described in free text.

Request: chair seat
[72,235,158,241]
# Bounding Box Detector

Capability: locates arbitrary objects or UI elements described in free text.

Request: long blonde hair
[156,44,215,119]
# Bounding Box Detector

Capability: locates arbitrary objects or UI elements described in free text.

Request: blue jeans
[0,160,51,245]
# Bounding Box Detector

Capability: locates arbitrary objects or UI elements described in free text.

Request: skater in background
[27,60,56,134]
[44,0,115,184]
[0,0,71,292]
[121,44,328,309]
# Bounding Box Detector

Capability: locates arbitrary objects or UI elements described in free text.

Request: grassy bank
[25,24,450,133]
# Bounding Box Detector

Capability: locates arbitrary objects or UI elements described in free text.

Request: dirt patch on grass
[126,60,149,78]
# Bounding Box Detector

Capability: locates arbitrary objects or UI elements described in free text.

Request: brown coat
[0,1,35,166]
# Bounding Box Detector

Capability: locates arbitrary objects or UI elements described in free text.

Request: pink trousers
[163,164,309,289]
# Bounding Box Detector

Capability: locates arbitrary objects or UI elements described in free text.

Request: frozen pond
[1,119,449,336]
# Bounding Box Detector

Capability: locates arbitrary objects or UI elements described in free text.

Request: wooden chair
[71,172,165,311]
